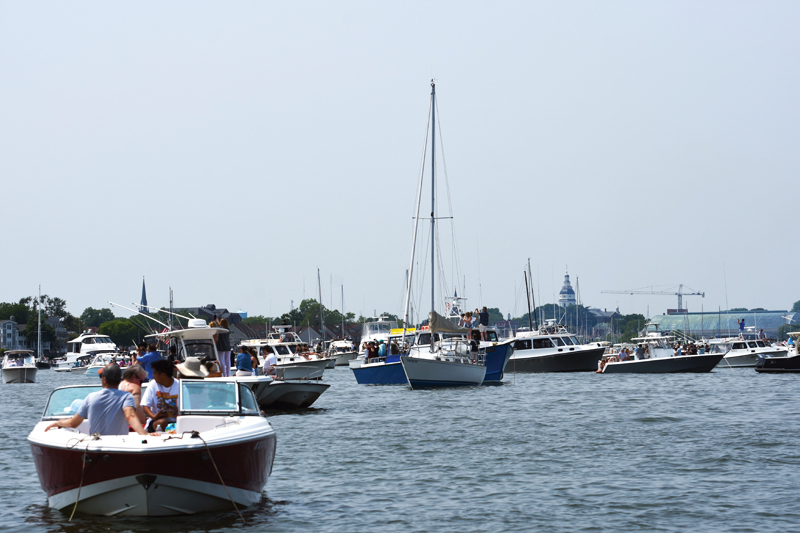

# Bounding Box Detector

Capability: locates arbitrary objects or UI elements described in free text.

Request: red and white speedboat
[28,380,276,517]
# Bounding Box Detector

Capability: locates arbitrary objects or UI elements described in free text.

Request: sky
[1,1,799,322]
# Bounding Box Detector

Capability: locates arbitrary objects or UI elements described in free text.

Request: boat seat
[175,416,234,435]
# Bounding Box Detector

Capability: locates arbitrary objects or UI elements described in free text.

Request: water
[3,367,800,532]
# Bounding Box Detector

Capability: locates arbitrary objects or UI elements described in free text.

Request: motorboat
[350,330,415,385]
[54,353,83,372]
[348,316,396,370]
[85,352,122,376]
[401,312,486,389]
[242,329,330,380]
[150,321,329,409]
[29,380,276,516]
[327,338,358,366]
[2,350,38,383]
[36,356,52,370]
[597,333,724,373]
[709,337,789,368]
[64,333,118,372]
[755,332,800,373]
[505,320,606,372]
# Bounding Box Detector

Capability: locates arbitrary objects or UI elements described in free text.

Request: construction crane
[601,284,704,312]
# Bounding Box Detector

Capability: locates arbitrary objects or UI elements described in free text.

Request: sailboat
[399,81,486,389]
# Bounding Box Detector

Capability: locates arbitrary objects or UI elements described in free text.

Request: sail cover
[428,311,470,334]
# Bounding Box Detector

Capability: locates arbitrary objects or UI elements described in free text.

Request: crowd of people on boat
[457,306,491,341]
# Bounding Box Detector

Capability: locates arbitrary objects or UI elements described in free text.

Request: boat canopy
[146,327,228,341]
[428,311,469,335]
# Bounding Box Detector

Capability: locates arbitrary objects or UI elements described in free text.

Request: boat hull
[258,381,330,409]
[36,361,52,370]
[30,434,275,517]
[483,342,513,383]
[720,349,789,368]
[276,360,327,380]
[333,352,358,366]
[351,359,407,385]
[601,353,725,374]
[400,356,485,389]
[2,367,38,383]
[755,353,800,373]
[506,346,605,373]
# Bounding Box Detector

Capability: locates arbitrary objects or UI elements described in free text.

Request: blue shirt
[236,352,252,372]
[378,344,387,357]
[77,388,135,435]
[137,351,162,380]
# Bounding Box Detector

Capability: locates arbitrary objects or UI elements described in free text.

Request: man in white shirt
[262,348,278,377]
[142,359,180,432]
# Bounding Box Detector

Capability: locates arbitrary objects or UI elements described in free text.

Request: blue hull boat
[351,355,408,385]
[483,341,514,383]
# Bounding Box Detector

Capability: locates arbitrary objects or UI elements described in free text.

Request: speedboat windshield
[180,381,259,415]
[43,386,102,419]
[366,322,392,335]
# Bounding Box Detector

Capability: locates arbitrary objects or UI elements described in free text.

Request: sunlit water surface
[2,367,799,532]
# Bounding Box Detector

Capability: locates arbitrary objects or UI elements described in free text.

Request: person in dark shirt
[479,307,490,341]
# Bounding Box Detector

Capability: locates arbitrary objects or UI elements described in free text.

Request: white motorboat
[64,333,118,372]
[53,353,82,372]
[598,333,724,373]
[2,350,38,383]
[29,381,276,516]
[710,337,789,368]
[349,316,395,370]
[506,320,606,372]
[84,352,121,376]
[243,326,332,379]
[327,338,358,366]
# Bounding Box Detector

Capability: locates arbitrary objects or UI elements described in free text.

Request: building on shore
[647,310,798,340]
[558,271,577,308]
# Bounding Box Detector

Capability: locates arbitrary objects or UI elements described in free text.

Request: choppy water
[2,367,800,532]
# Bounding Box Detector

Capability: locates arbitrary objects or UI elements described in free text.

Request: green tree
[617,314,646,343]
[81,307,116,327]
[729,307,748,312]
[23,320,56,346]
[98,319,140,348]
[792,300,800,313]
[0,300,33,324]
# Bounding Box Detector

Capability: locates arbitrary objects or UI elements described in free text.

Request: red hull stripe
[30,435,276,498]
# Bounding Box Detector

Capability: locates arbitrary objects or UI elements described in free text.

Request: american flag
[160,327,170,346]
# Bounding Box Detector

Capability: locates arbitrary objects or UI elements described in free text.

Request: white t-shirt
[263,353,278,374]
[141,379,180,423]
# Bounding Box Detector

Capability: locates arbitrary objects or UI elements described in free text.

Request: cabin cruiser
[242,326,331,380]
[597,333,725,373]
[349,316,396,370]
[54,353,83,372]
[29,381,276,516]
[401,312,486,389]
[505,321,606,372]
[327,338,358,366]
[755,332,800,373]
[64,334,118,372]
[709,337,789,368]
[2,350,38,383]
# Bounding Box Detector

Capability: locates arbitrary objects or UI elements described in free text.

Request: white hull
[49,473,261,517]
[276,359,328,380]
[2,366,38,383]
[400,356,485,389]
[720,348,789,368]
[333,351,358,366]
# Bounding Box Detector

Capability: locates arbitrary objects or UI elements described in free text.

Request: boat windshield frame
[179,379,260,416]
[41,385,103,420]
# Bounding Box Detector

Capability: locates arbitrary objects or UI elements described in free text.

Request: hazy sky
[2,1,798,322]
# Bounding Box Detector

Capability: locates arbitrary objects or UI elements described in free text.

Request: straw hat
[176,357,210,378]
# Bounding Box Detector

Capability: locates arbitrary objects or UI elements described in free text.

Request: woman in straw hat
[175,357,210,380]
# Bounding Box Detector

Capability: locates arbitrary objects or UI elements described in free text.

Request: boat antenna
[109,301,170,329]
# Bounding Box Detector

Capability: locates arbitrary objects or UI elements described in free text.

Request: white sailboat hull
[400,356,485,389]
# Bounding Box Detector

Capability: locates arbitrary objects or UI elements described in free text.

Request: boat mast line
[137,303,192,322]
[108,301,170,330]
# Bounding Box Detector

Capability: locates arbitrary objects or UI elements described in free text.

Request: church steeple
[139,276,148,313]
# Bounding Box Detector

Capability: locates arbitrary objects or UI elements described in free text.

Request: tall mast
[37,285,42,358]
[341,285,344,338]
[317,268,325,346]
[430,80,436,318]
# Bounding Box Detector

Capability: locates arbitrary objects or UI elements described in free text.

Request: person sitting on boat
[235,345,254,376]
[618,348,629,362]
[119,364,148,425]
[142,359,180,432]
[262,347,278,377]
[674,344,682,357]
[137,343,163,380]
[45,363,147,436]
